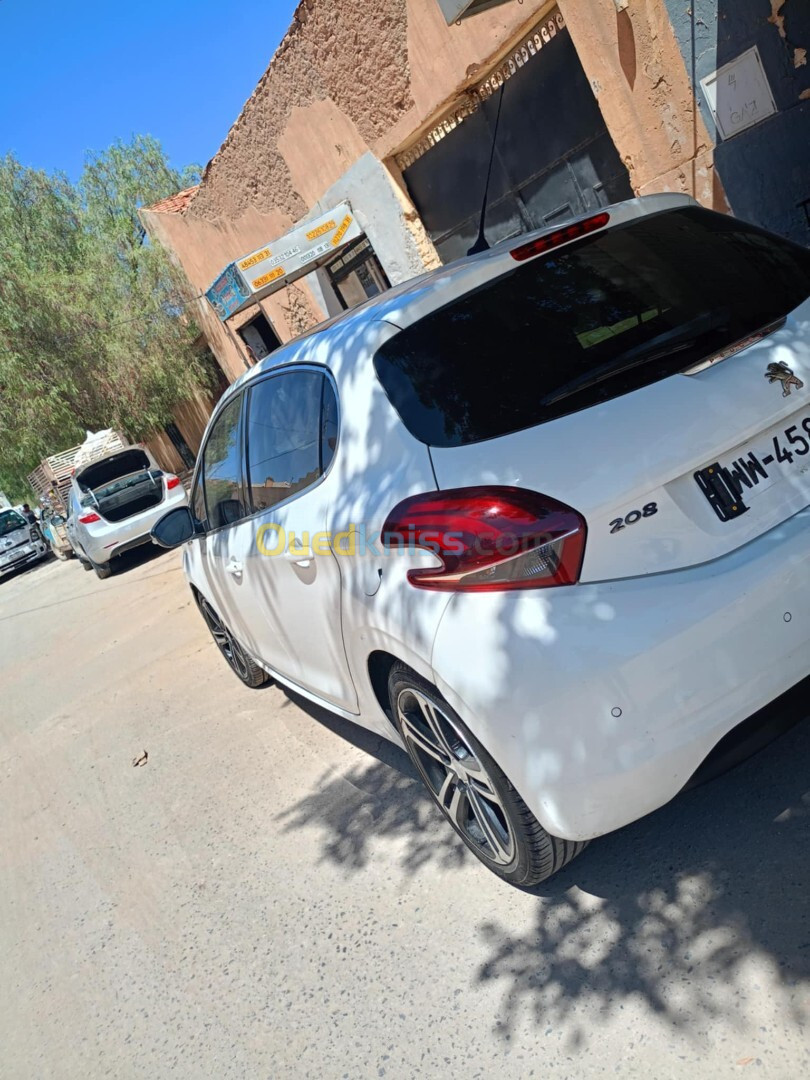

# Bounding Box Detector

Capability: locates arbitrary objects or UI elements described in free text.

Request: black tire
[388,664,587,887]
[92,559,112,580]
[196,593,270,689]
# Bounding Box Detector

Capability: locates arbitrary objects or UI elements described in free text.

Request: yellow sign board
[239,248,272,271]
[252,266,286,288]
[331,215,353,248]
[208,202,362,318]
[306,220,336,242]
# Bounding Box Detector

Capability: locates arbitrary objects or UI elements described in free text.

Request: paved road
[1,548,808,1079]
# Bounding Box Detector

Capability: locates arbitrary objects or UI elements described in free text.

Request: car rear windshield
[374,207,810,447]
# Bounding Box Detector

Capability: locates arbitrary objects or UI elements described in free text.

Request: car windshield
[374,206,810,447]
[0,510,27,536]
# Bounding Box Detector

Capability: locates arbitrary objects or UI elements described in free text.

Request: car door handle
[225,559,243,576]
[286,546,313,568]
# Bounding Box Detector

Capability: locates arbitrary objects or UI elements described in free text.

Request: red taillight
[381,487,586,592]
[510,211,610,262]
[165,475,181,490]
[78,512,101,524]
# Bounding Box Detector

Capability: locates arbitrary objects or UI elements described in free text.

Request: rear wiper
[540,339,697,407]
[540,308,734,408]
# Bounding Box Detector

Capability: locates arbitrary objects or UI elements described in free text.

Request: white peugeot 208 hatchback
[153,195,810,887]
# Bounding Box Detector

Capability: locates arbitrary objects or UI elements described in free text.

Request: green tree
[0,136,209,496]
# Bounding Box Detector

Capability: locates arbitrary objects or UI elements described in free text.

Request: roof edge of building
[198,1,307,188]
[142,185,201,216]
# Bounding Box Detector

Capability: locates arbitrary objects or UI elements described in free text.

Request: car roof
[224,192,697,399]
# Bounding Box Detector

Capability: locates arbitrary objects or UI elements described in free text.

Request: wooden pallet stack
[27,431,128,512]
[28,445,82,512]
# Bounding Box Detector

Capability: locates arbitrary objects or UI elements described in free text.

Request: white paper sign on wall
[700,46,777,140]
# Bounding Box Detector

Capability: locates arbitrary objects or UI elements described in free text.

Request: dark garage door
[403,24,633,263]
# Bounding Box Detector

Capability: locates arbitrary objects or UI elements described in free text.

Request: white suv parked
[153,195,810,886]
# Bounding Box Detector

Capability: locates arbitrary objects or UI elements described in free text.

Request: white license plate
[697,411,810,520]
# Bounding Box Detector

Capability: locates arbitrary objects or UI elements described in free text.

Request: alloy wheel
[200,598,251,681]
[396,687,516,867]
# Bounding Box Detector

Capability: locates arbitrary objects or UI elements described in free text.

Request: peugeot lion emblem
[765,361,804,397]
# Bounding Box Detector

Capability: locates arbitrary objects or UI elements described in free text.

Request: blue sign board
[205,263,251,321]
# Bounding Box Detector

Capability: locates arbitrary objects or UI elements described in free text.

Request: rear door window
[374,207,810,447]
[245,370,337,514]
[201,394,247,530]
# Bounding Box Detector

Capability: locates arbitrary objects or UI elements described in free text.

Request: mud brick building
[141,0,810,382]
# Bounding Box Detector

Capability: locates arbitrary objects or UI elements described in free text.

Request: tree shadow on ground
[476,716,810,1041]
[276,689,810,1042]
[274,688,473,876]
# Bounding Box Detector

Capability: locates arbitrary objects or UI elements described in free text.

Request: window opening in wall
[164,422,196,471]
[325,237,390,311]
[237,311,281,364]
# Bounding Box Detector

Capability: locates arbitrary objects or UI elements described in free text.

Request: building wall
[662,0,810,243]
[139,203,326,382]
[145,388,219,475]
[561,0,727,209]
[143,0,736,380]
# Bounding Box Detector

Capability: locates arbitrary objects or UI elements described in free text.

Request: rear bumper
[80,486,187,564]
[430,507,810,842]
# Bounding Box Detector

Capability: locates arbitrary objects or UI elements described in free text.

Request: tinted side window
[202,395,246,529]
[246,371,331,514]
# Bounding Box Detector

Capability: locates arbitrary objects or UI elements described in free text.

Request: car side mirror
[151,507,201,549]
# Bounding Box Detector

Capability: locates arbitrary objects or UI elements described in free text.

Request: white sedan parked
[154,194,810,886]
[68,446,188,579]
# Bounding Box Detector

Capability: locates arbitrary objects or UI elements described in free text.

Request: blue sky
[0,0,300,180]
